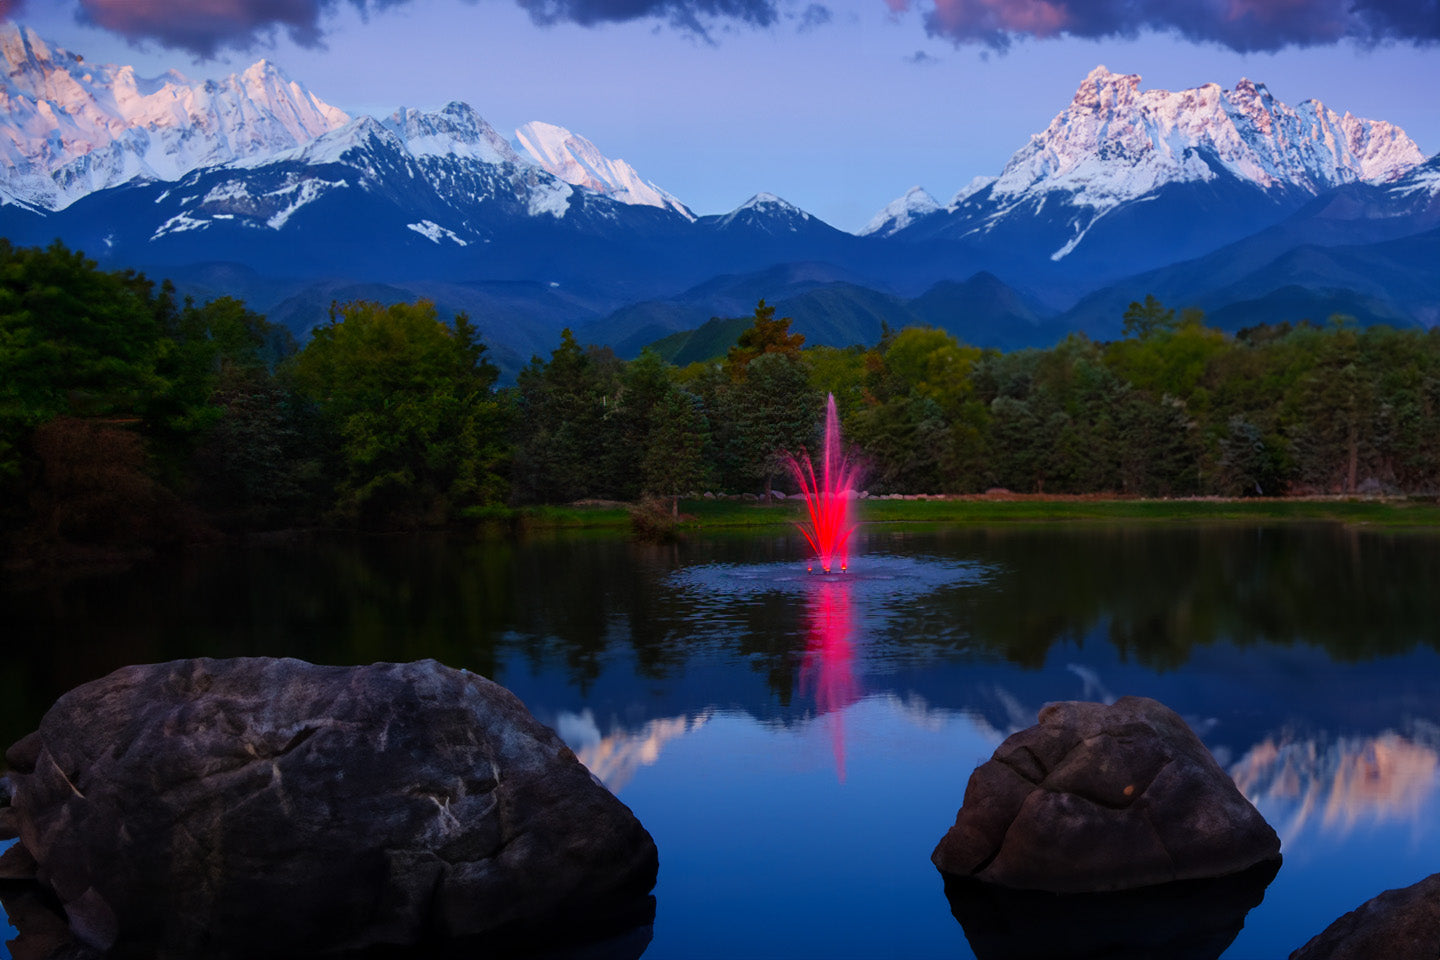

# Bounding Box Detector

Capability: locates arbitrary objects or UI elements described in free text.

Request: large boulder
[3,658,658,958]
[1290,873,1440,960]
[933,696,1280,892]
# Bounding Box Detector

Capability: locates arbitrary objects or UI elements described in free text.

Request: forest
[4,240,1440,555]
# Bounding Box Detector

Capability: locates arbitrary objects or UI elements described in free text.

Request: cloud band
[903,0,1440,53]
[4,0,1435,55]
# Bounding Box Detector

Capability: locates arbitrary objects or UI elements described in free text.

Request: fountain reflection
[1231,728,1440,842]
[799,577,860,782]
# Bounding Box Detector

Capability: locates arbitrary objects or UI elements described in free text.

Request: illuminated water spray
[787,394,860,574]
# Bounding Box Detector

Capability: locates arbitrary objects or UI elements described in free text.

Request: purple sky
[6,0,1439,231]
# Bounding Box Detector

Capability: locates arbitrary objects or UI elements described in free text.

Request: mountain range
[2,22,1436,375]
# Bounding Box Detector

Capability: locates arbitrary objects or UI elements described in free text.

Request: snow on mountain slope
[389,102,521,166]
[137,106,578,245]
[1388,154,1440,201]
[711,193,816,231]
[515,121,693,219]
[991,66,1422,213]
[860,186,941,237]
[869,66,1425,261]
[0,23,348,211]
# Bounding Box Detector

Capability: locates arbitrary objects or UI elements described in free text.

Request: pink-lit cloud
[20,0,798,55]
[909,0,1440,52]
[69,0,416,57]
[6,0,1435,53]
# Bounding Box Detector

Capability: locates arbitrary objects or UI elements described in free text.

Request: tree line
[4,241,1440,555]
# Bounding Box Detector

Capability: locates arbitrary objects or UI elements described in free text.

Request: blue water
[4,524,1440,958]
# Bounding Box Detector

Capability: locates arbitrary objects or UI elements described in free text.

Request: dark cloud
[515,0,778,34]
[904,0,1440,53]
[905,48,938,62]
[1,0,22,19]
[73,0,418,58]
[66,0,784,53]
[796,2,831,31]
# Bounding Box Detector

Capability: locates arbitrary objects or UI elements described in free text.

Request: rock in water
[932,696,1280,892]
[944,860,1279,960]
[2,658,658,958]
[1290,873,1440,960]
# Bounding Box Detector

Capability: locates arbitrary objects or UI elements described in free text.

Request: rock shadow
[941,858,1280,960]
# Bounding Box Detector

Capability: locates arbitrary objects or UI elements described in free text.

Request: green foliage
[0,241,304,544]
[725,299,805,378]
[291,300,507,525]
[641,390,710,511]
[15,259,1440,553]
[191,364,324,527]
[0,241,165,478]
[512,329,624,503]
[716,351,818,495]
[647,315,753,366]
[1122,294,1179,339]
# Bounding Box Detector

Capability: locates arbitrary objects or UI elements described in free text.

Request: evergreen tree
[512,330,628,503]
[725,299,805,378]
[721,352,817,498]
[1122,295,1179,340]
[642,390,710,516]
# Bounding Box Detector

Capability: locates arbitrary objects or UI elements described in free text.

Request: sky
[3,0,1438,232]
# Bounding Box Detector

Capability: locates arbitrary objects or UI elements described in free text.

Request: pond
[4,522,1440,958]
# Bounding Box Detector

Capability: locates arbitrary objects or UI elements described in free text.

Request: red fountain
[787,393,860,574]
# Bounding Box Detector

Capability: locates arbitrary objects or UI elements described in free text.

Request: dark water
[5,523,1440,958]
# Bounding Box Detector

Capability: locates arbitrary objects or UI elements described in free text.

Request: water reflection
[560,709,711,793]
[798,578,859,782]
[944,860,1280,960]
[1232,727,1440,843]
[9,526,1440,958]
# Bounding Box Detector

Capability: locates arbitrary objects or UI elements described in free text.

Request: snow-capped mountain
[515,121,693,219]
[994,66,1420,210]
[0,23,347,211]
[1386,152,1440,203]
[860,186,941,238]
[74,102,692,260]
[878,67,1426,272]
[10,93,716,306]
[704,193,823,235]
[6,28,1436,365]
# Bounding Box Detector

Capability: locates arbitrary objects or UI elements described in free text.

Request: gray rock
[932,696,1281,892]
[4,657,657,958]
[1290,873,1440,960]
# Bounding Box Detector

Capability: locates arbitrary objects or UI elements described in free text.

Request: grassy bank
[475,495,1440,532]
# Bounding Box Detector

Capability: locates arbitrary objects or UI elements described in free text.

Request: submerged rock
[1290,873,1440,960]
[945,858,1279,960]
[932,696,1280,892]
[3,657,658,958]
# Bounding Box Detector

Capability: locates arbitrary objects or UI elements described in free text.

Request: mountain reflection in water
[1232,727,1440,842]
[559,710,711,793]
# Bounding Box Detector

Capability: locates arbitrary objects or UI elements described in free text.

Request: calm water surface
[5,523,1440,959]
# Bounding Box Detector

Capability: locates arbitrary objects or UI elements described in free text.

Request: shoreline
[7,494,1438,578]
[501,494,1440,531]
